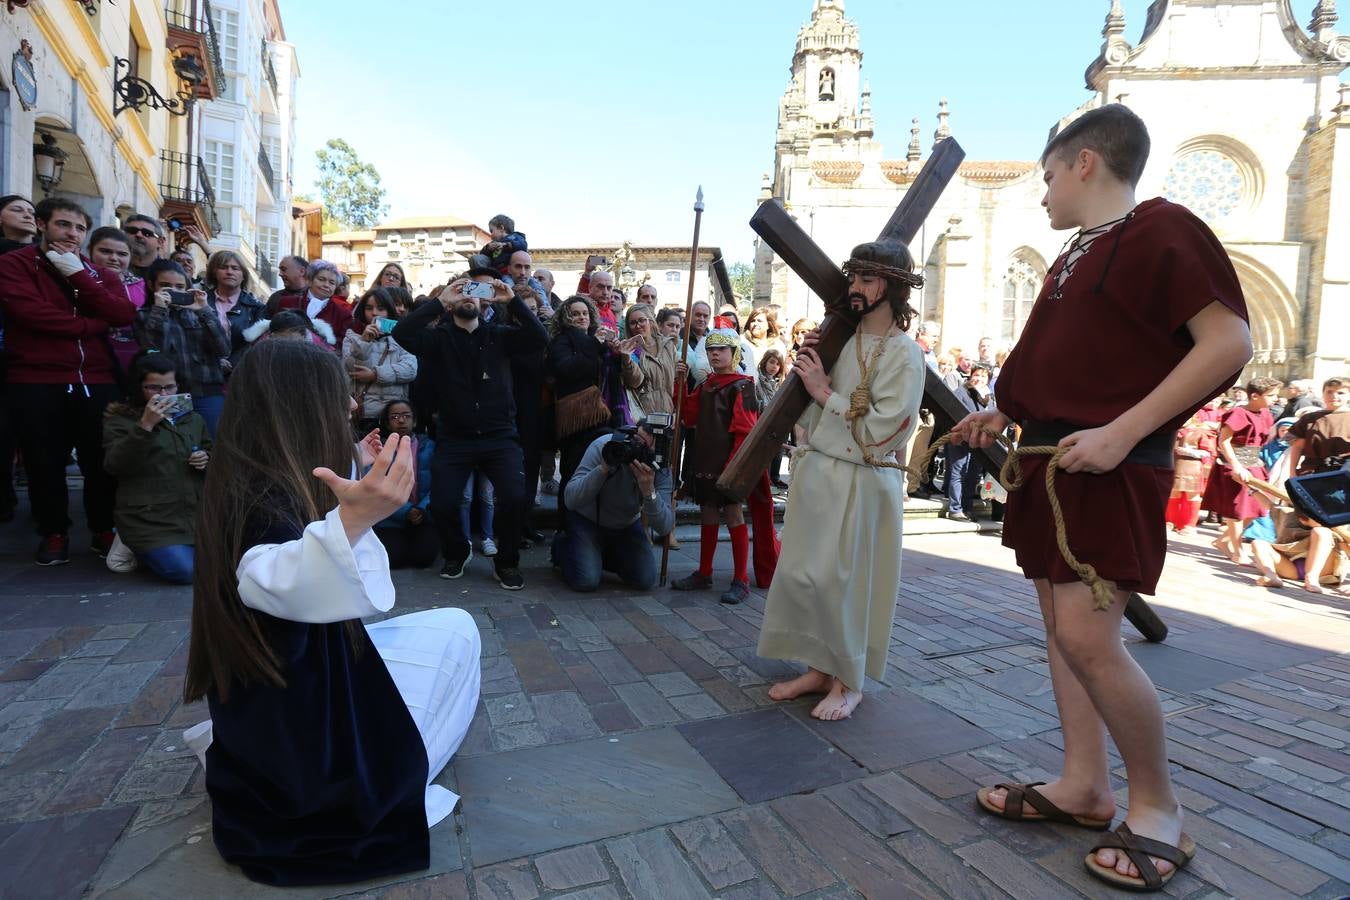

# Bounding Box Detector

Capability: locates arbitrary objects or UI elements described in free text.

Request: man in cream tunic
[758,241,926,721]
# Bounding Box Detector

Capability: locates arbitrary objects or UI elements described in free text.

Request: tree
[314,138,388,231]
[728,261,755,303]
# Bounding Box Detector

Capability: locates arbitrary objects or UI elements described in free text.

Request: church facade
[756,0,1350,383]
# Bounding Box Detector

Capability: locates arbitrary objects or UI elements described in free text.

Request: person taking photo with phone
[392,267,549,589]
[343,287,417,435]
[102,351,210,583]
[134,259,231,436]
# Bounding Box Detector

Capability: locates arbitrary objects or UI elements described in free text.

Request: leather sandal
[975,782,1113,830]
[1084,822,1196,892]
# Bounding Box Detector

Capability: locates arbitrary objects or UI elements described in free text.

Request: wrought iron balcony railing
[257,145,275,196]
[159,150,220,234]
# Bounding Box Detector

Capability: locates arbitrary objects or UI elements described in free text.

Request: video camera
[601,412,674,470]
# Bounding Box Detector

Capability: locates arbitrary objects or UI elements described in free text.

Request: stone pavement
[1,499,1348,899]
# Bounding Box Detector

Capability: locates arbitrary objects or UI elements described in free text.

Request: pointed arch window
[818,67,835,100]
[1002,255,1044,344]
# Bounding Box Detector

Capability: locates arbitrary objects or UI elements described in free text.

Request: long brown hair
[184,340,358,703]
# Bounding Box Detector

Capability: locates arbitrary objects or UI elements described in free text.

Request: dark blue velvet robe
[203,518,430,886]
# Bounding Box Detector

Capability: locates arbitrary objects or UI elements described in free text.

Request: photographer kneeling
[553,414,674,591]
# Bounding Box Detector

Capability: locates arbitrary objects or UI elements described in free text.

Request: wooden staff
[660,187,704,586]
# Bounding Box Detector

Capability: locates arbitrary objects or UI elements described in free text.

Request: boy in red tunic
[953,105,1252,892]
[1200,376,1281,563]
[672,318,779,604]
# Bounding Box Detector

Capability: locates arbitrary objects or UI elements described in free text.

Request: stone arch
[1226,249,1301,380]
[1001,246,1048,345]
[32,115,103,215]
[818,66,835,100]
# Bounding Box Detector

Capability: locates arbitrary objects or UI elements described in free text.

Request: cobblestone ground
[1,493,1348,899]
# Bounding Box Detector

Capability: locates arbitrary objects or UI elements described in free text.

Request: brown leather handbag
[555,385,609,439]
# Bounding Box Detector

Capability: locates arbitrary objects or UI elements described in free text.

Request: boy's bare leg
[723,503,745,527]
[981,579,1117,823]
[1053,581,1182,880]
[1250,541,1285,588]
[811,676,863,721]
[1302,527,1335,594]
[768,668,831,701]
[700,504,720,525]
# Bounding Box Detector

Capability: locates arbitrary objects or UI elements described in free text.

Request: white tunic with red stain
[757,331,925,689]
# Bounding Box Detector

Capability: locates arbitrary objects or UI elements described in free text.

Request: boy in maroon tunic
[953,105,1252,892]
[1200,376,1281,563]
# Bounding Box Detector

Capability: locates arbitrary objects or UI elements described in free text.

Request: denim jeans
[193,393,225,438]
[461,472,495,541]
[551,510,658,592]
[945,442,982,516]
[138,544,194,584]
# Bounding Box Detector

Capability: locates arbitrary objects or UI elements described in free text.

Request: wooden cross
[717,137,1168,643]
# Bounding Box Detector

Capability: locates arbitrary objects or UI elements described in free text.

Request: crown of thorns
[842,258,925,289]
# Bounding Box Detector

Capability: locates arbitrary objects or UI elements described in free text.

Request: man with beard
[122,214,164,279]
[392,267,549,590]
[757,241,925,721]
[0,198,136,564]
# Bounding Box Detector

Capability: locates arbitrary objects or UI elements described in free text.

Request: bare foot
[982,778,1116,823]
[1095,804,1184,881]
[1255,574,1285,589]
[1303,580,1326,595]
[767,668,831,702]
[810,679,862,721]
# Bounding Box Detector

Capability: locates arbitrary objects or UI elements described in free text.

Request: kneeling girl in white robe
[182,339,480,887]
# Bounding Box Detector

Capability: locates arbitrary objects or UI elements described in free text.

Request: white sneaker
[480,538,498,557]
[106,534,138,574]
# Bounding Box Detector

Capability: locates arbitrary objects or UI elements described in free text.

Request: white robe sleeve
[236,507,395,623]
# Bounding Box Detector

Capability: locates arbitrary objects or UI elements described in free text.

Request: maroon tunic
[994,198,1247,594]
[1200,406,1273,520]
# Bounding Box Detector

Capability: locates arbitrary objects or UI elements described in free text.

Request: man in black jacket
[392,267,549,589]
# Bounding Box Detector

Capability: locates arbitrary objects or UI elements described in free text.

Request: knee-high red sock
[730,523,750,584]
[698,524,719,577]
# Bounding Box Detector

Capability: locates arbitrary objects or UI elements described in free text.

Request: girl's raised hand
[313,433,415,543]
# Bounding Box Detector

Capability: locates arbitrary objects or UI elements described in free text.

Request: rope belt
[907,429,1120,610]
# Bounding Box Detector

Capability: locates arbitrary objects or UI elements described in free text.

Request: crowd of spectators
[1,196,1341,597]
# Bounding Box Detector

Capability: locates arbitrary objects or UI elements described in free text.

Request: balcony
[159,150,220,238]
[164,0,225,101]
[255,242,275,291]
[257,144,276,198]
[261,40,279,100]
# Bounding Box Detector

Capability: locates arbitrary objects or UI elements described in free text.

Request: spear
[660,186,704,586]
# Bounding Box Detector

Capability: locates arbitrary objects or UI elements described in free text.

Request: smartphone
[168,289,195,306]
[376,316,397,334]
[586,255,606,268]
[596,327,617,343]
[462,281,495,300]
[163,393,193,418]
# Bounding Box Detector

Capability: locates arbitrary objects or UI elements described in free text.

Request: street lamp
[32,131,68,195]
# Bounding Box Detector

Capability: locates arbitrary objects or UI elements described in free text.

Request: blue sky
[285,1,1320,262]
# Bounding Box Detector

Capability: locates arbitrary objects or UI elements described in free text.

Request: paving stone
[480,656,523,696]
[5,704,117,774]
[669,691,726,720]
[905,678,1059,741]
[608,828,713,899]
[71,638,131,658]
[473,859,540,900]
[622,611,668,639]
[1184,809,1330,894]
[377,871,470,899]
[44,726,156,815]
[21,625,98,660]
[586,649,644,685]
[0,768,67,820]
[786,687,996,772]
[889,831,1005,900]
[486,693,535,728]
[617,641,678,675]
[116,676,182,728]
[553,886,621,900]
[1125,641,1258,692]
[1172,769,1323,837]
[0,657,54,683]
[458,703,494,757]
[496,615,541,645]
[1169,627,1328,673]
[856,772,985,845]
[684,637,739,668]
[531,691,601,742]
[111,620,188,664]
[822,779,914,838]
[1211,806,1350,884]
[899,759,981,799]
[455,728,739,866]
[670,818,756,890]
[588,701,640,733]
[1182,847,1301,900]
[677,708,863,803]
[65,660,161,709]
[612,681,682,726]
[954,838,1078,899]
[698,677,756,714]
[564,664,617,705]
[773,792,940,899]
[594,617,647,646]
[492,722,548,752]
[19,657,106,701]
[0,806,135,899]
[648,671,701,697]
[506,641,572,693]
[94,624,146,641]
[533,844,609,891]
[114,759,198,803]
[650,637,720,680]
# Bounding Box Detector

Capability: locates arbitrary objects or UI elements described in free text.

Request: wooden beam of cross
[716,137,1168,643]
